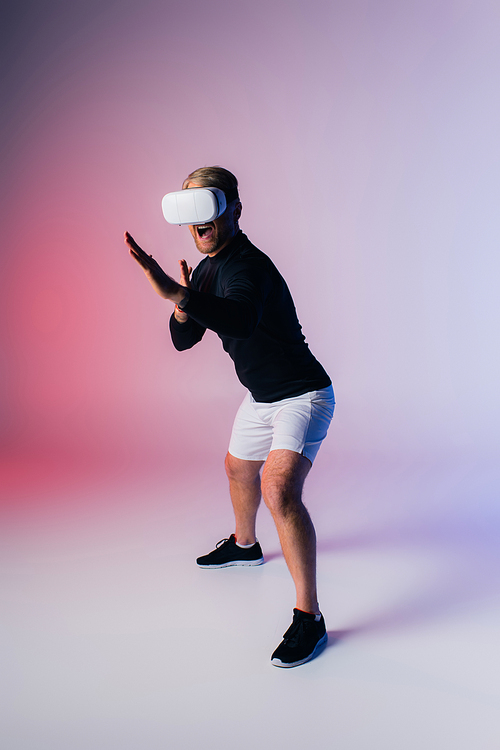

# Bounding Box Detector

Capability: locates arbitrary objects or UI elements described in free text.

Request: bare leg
[224,453,264,546]
[261,449,319,614]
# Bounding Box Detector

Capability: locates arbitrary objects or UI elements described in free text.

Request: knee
[224,453,237,482]
[260,450,311,517]
[225,452,262,486]
[261,475,301,518]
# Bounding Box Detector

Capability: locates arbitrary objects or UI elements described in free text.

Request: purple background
[2,0,499,484]
[1,2,500,747]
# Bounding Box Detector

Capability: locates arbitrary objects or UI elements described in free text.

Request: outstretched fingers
[178,259,193,288]
[125,231,145,262]
[125,231,158,270]
[124,231,143,254]
[124,231,182,300]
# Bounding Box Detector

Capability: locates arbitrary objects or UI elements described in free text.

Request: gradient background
[1,0,500,747]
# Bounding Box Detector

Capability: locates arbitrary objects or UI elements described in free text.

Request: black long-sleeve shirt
[169,231,331,402]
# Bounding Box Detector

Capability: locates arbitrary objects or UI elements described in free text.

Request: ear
[233,201,242,223]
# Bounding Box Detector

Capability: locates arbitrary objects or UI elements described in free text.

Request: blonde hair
[182,166,239,202]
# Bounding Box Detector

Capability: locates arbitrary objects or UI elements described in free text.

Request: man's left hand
[125,232,187,305]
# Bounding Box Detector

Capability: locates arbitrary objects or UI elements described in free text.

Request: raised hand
[175,259,193,322]
[179,259,193,289]
[125,231,187,305]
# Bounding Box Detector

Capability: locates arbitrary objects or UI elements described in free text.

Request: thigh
[270,387,335,464]
[225,451,264,483]
[263,448,312,486]
[228,387,335,465]
[228,392,274,462]
[261,449,312,511]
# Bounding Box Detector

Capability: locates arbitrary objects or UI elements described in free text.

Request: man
[125,166,334,667]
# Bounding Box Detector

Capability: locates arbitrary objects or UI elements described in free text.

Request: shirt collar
[208,230,244,264]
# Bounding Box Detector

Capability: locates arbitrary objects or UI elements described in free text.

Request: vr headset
[161,186,239,225]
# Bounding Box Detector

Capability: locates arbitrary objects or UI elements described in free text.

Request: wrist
[175,287,190,308]
[174,305,189,322]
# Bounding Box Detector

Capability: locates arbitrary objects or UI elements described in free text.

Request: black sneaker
[271,609,328,667]
[196,534,264,568]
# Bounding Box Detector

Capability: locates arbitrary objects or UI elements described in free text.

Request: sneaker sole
[197,557,264,568]
[271,632,328,668]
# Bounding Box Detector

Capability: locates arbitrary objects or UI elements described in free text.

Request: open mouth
[196,224,214,240]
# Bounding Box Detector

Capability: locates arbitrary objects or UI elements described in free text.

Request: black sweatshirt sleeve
[169,313,206,351]
[178,262,272,340]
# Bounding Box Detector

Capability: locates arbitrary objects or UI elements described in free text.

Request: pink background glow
[2,2,500,747]
[2,0,500,486]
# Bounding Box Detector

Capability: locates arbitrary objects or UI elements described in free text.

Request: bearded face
[186,181,241,257]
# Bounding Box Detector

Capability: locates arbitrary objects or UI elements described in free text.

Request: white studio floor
[1,450,500,750]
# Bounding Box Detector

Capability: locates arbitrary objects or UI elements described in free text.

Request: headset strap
[224,187,240,203]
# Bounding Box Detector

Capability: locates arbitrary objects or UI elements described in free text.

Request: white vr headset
[161,186,239,226]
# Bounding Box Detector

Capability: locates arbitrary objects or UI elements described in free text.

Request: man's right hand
[174,259,192,323]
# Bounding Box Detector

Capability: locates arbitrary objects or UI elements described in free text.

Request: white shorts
[228,386,335,464]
